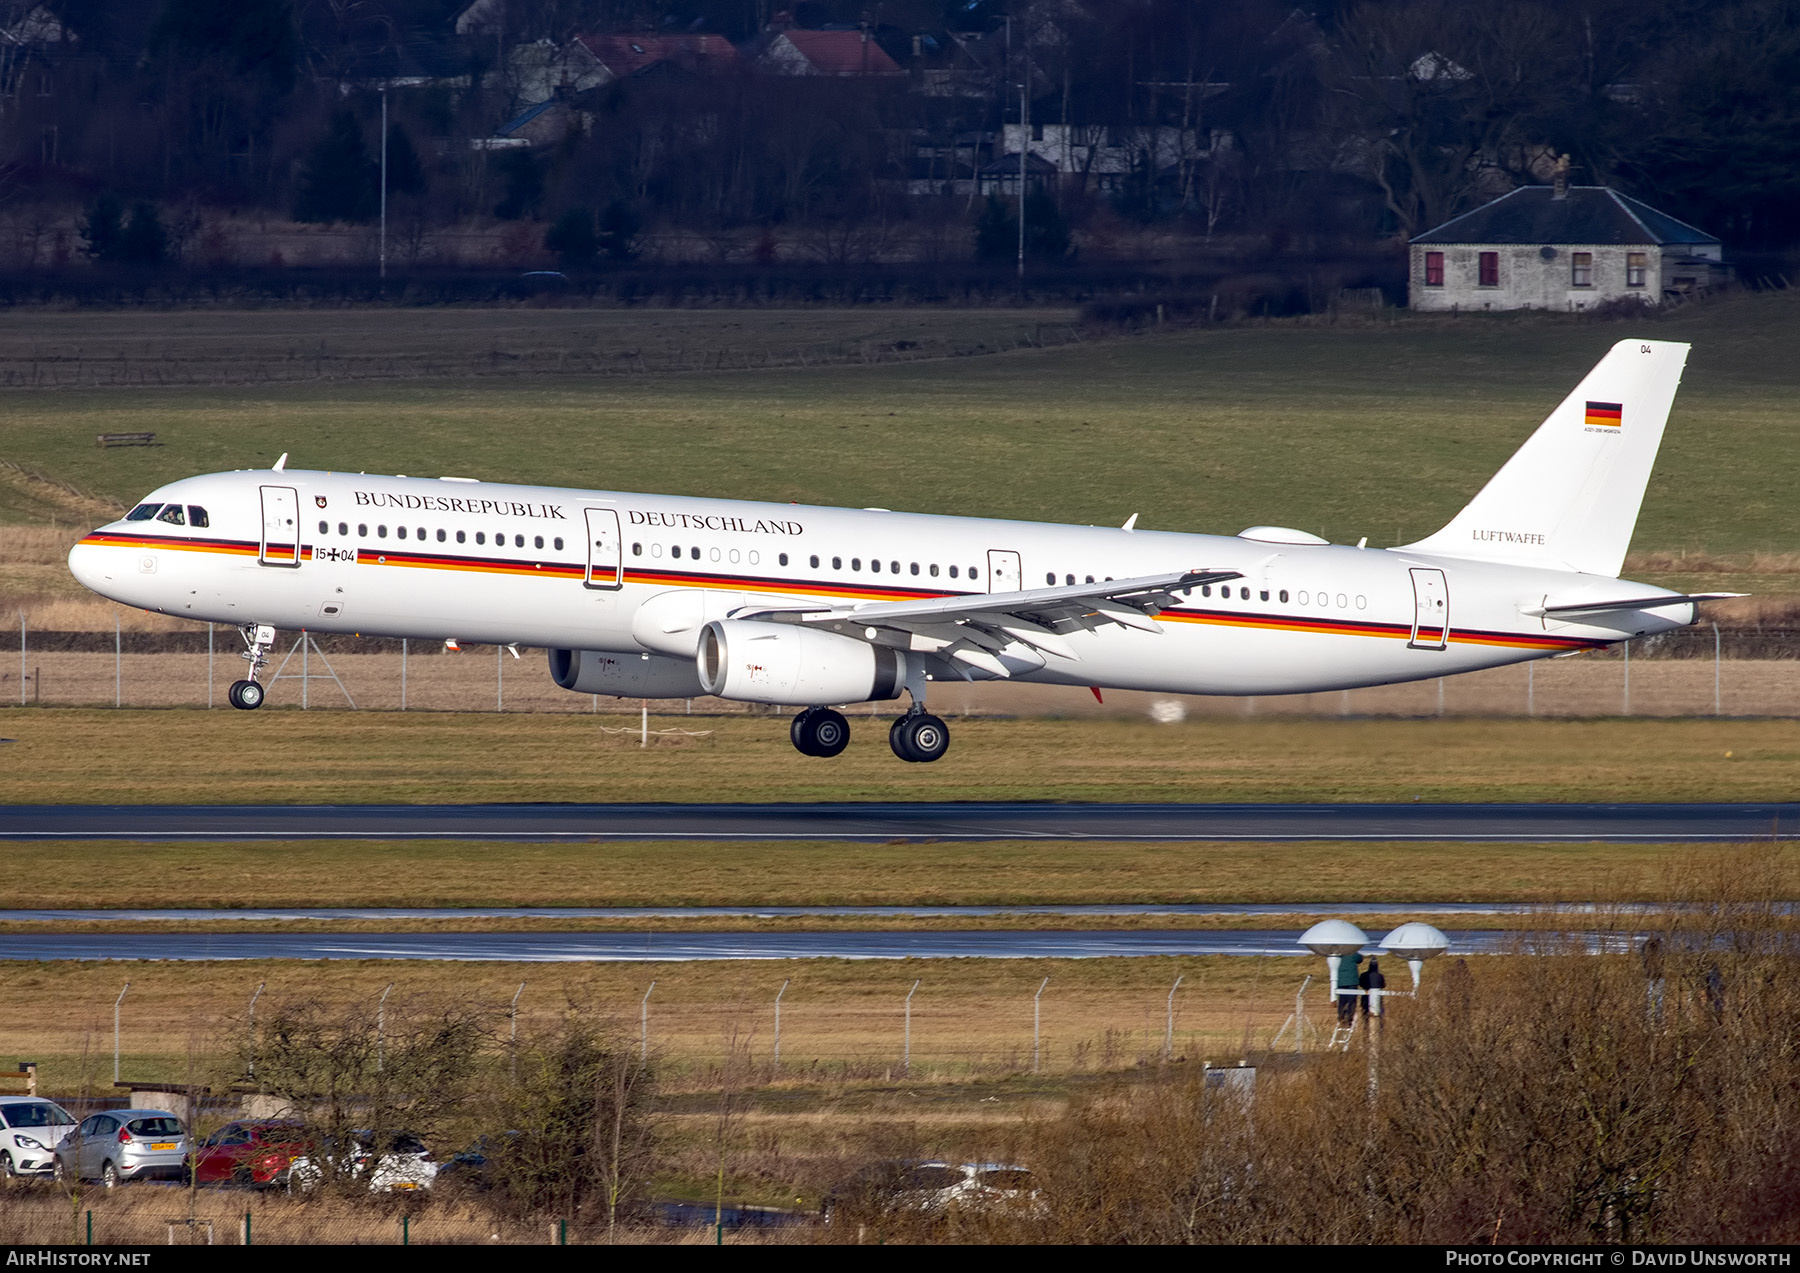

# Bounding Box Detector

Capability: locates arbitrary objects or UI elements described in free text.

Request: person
[1361,958,1387,1021]
[1335,953,1362,1027]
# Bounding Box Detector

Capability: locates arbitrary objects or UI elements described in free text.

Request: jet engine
[696,619,903,706]
[548,648,706,698]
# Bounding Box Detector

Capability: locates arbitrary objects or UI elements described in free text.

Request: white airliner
[69,338,1730,763]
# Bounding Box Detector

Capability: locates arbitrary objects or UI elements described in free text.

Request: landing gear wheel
[227,679,265,711]
[791,708,850,758]
[890,713,950,763]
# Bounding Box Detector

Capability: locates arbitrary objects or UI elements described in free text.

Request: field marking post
[114,982,129,1084]
[18,610,23,706]
[114,612,120,707]
[640,981,655,1061]
[1714,622,1722,715]
[247,982,264,1079]
[904,978,919,1075]
[377,982,394,1072]
[774,978,789,1071]
[1033,977,1049,1074]
[1165,974,1184,1060]
[207,623,213,708]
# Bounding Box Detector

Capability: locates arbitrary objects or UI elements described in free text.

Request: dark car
[191,1120,312,1189]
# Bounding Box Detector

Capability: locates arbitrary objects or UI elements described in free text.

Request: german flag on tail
[1585,401,1623,427]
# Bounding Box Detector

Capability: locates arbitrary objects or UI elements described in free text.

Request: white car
[824,1160,1043,1222]
[289,1131,437,1194]
[0,1097,78,1179]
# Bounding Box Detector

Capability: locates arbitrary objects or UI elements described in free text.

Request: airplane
[68,338,1733,764]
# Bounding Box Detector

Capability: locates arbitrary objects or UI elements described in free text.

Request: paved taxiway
[0,929,1544,961]
[2,802,1795,841]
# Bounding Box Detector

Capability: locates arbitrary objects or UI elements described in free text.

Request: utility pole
[379,89,388,281]
[1017,80,1028,287]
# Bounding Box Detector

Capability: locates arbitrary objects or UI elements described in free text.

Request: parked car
[0,1097,78,1179]
[289,1130,436,1194]
[821,1160,1043,1223]
[191,1120,312,1189]
[51,1109,188,1188]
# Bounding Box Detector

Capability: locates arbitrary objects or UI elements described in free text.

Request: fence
[8,618,1800,718]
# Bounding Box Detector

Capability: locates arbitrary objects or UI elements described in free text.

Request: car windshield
[127,1117,183,1137]
[255,1125,308,1145]
[1,1102,75,1128]
[125,503,161,521]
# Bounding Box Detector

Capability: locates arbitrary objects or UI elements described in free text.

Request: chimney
[1552,153,1571,200]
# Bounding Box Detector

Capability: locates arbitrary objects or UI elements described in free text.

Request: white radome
[1379,922,1451,959]
[1299,919,1369,957]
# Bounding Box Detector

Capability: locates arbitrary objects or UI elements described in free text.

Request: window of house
[1571,252,1593,287]
[1627,252,1647,288]
[1478,252,1499,287]
[1424,251,1445,286]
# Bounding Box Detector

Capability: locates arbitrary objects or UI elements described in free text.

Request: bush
[544,209,597,270]
[295,111,379,224]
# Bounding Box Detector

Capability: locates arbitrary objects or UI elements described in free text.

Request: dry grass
[2,708,1798,803]
[0,838,1771,909]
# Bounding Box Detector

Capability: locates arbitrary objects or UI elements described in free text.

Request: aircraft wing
[731,568,1242,676]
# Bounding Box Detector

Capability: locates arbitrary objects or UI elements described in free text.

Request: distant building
[569,33,741,87]
[1410,181,1726,312]
[757,30,903,77]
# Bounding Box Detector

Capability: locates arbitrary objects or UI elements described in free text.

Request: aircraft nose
[67,536,113,596]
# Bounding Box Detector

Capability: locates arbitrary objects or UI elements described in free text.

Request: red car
[191,1120,312,1189]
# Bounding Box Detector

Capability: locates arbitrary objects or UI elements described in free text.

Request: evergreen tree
[384,123,426,198]
[294,110,378,224]
[597,201,641,261]
[117,203,169,265]
[974,195,1015,261]
[79,194,126,263]
[493,150,543,221]
[544,208,597,270]
[1024,188,1072,262]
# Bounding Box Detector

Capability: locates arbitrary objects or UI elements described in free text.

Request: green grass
[3,709,1797,804]
[0,295,1797,557]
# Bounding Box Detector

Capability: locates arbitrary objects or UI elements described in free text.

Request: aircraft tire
[802,708,850,758]
[892,714,950,763]
[790,709,821,757]
[228,680,265,711]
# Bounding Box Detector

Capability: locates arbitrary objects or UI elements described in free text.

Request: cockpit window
[155,505,186,526]
[187,506,209,528]
[126,503,160,521]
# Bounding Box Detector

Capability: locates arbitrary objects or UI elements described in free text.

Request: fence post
[114,981,129,1084]
[208,623,214,709]
[1033,978,1049,1074]
[1623,640,1631,715]
[377,982,394,1072]
[1527,661,1534,716]
[1713,622,1722,715]
[241,1211,251,1246]
[774,979,789,1071]
[18,610,23,706]
[904,979,919,1075]
[497,643,503,711]
[114,613,120,707]
[301,630,309,710]
[248,982,264,1079]
[1165,974,1184,1060]
[1436,677,1445,716]
[401,638,407,711]
[640,981,655,1062]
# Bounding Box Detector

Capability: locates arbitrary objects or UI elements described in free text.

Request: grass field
[0,294,1796,565]
[2,709,1795,804]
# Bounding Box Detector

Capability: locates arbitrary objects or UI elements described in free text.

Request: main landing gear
[787,706,952,763]
[227,623,276,711]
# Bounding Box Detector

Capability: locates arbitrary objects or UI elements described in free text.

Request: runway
[1,802,1795,842]
[0,928,1543,962]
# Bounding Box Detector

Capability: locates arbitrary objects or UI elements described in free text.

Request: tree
[1024,188,1072,262]
[79,194,125,263]
[385,123,426,199]
[493,150,543,221]
[597,201,641,261]
[544,208,597,270]
[974,194,1015,260]
[117,203,168,265]
[294,110,378,224]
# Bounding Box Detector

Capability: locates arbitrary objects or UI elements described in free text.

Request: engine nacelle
[548,648,706,698]
[696,619,903,706]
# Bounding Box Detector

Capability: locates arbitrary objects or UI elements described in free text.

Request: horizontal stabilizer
[1524,592,1745,618]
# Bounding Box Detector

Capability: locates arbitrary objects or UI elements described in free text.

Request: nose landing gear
[227,623,276,711]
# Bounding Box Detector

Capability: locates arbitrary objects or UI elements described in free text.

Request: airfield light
[1299,920,1370,1002]
[1379,922,1451,991]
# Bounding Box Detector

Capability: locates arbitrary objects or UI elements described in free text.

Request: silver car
[0,1097,78,1178]
[52,1109,189,1188]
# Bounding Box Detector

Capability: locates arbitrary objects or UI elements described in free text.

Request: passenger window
[852,558,862,571]
[890,562,899,573]
[948,566,958,578]
[125,503,160,521]
[779,553,789,566]
[156,505,185,525]
[188,506,209,528]
[1046,572,1056,585]
[1260,590,1270,601]
[358,523,368,537]
[650,543,661,557]
[709,547,720,562]
[338,522,348,536]
[397,526,407,539]
[437,529,446,542]
[476,531,485,545]
[1279,590,1289,603]
[1086,575,1094,584]
[534,535,544,550]
[1298,591,1308,604]
[910,562,919,575]
[378,525,388,538]
[809,555,819,568]
[318,520,328,534]
[515,534,525,548]
[929,564,938,577]
[456,530,466,544]
[1066,574,1075,586]
[1201,585,1211,597]
[832,556,842,570]
[969,567,979,580]
[1239,587,1249,600]
[870,559,880,573]
[553,537,563,551]
[632,542,641,555]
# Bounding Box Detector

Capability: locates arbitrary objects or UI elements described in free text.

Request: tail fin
[1401,338,1689,577]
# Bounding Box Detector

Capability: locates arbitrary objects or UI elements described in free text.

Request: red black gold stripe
[1584,401,1623,427]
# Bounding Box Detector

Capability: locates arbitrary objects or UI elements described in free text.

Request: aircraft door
[1408,567,1449,649]
[258,485,301,567]
[986,548,1021,593]
[584,507,623,589]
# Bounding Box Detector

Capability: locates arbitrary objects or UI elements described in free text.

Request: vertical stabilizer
[1400,338,1689,578]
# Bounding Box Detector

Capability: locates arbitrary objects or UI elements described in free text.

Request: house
[569,33,741,87]
[1409,178,1726,312]
[757,29,903,77]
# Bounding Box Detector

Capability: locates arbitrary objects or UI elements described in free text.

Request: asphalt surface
[0,928,1539,962]
[1,802,1796,841]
